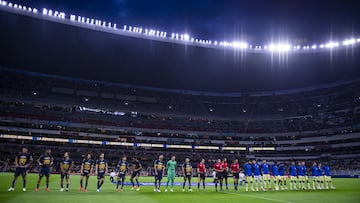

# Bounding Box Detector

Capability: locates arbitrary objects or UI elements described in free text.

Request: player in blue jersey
[261,159,271,190]
[95,153,108,192]
[8,147,33,192]
[35,149,54,192]
[243,160,253,191]
[130,157,142,191]
[80,153,94,192]
[322,163,336,189]
[252,160,264,191]
[302,161,311,189]
[297,162,305,189]
[278,163,288,190]
[154,155,165,192]
[318,163,325,189]
[289,161,298,190]
[116,156,128,192]
[271,162,280,190]
[311,161,320,189]
[60,152,73,192]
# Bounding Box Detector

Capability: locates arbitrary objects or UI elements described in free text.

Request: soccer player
[252,160,264,191]
[213,159,223,192]
[79,153,94,192]
[35,149,54,192]
[95,153,108,192]
[182,158,193,192]
[278,163,288,190]
[109,170,117,184]
[302,161,311,189]
[8,147,33,192]
[297,162,305,190]
[230,159,240,190]
[130,157,142,191]
[197,158,206,191]
[289,161,298,190]
[165,155,177,192]
[154,154,165,192]
[323,163,335,189]
[116,156,128,192]
[221,158,229,190]
[261,159,271,190]
[244,160,253,192]
[311,161,320,190]
[318,163,325,189]
[271,161,280,191]
[60,152,73,192]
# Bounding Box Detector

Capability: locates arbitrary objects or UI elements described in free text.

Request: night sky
[1,0,360,92]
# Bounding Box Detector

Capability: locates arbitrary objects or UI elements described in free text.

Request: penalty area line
[223,191,295,203]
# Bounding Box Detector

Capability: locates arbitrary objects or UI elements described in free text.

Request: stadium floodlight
[311,44,317,49]
[8,2,12,7]
[325,41,339,48]
[232,41,248,49]
[33,8,37,13]
[268,43,291,52]
[357,38,360,42]
[184,34,190,41]
[42,8,47,15]
[343,39,356,46]
[1,1,6,6]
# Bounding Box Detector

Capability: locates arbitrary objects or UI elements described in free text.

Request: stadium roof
[1,0,360,92]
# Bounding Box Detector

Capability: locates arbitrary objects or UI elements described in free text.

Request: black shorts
[97,172,105,179]
[131,171,140,178]
[15,167,27,177]
[216,172,222,180]
[155,171,163,180]
[222,171,228,178]
[232,172,239,179]
[81,172,90,177]
[118,173,126,179]
[39,167,50,177]
[198,173,206,180]
[184,175,192,180]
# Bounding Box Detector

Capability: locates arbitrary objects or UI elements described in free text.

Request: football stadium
[0,0,360,203]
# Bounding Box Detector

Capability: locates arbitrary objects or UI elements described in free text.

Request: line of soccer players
[7,148,335,192]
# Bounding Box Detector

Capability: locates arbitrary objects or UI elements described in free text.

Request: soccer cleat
[46,188,50,192]
[170,189,174,192]
[157,189,161,193]
[245,188,248,192]
[331,186,336,189]
[182,189,185,192]
[131,187,135,191]
[84,189,88,193]
[136,187,141,191]
[79,187,83,191]
[22,188,26,192]
[96,189,100,192]
[35,188,39,192]
[116,189,119,192]
[8,187,14,191]
[165,189,168,192]
[189,189,193,192]
[66,188,69,192]
[153,188,157,192]
[60,188,64,192]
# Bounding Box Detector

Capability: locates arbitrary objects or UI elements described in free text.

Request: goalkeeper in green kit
[165,156,177,192]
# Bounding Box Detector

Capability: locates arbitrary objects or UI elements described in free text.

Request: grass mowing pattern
[1,173,360,203]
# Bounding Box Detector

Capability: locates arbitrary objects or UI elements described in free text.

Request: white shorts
[254,175,262,181]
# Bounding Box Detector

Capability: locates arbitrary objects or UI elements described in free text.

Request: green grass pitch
[1,173,360,203]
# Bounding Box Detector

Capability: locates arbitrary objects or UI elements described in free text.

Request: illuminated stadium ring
[1,0,359,54]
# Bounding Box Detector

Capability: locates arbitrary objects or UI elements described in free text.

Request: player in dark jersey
[35,149,54,192]
[230,159,240,190]
[8,147,33,192]
[154,154,165,192]
[182,158,193,192]
[213,159,223,192]
[197,158,206,191]
[79,153,94,192]
[95,153,108,192]
[116,156,128,192]
[60,152,73,192]
[130,157,142,191]
[221,158,229,190]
